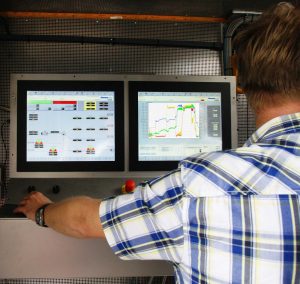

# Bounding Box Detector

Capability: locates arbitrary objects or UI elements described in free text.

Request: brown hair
[233,2,300,111]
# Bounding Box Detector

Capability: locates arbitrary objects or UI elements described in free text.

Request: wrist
[35,203,51,227]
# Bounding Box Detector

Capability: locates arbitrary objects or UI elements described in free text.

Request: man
[15,2,300,283]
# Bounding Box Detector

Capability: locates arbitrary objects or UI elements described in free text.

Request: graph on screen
[148,103,200,138]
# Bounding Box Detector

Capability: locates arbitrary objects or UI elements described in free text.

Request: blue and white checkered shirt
[100,113,300,283]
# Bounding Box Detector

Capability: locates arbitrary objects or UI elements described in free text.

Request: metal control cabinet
[0,219,173,278]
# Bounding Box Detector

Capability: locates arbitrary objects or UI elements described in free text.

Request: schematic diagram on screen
[26,91,115,162]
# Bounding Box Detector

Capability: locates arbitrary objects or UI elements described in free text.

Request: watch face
[35,208,42,226]
[35,204,49,227]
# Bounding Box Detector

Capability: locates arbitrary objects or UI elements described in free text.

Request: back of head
[233,2,300,111]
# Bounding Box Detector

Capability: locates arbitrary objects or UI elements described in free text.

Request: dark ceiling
[0,0,289,18]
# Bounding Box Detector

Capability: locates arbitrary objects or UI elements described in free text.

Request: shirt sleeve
[100,169,184,262]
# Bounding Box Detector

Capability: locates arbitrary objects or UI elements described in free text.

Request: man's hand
[14,191,53,221]
[14,192,104,239]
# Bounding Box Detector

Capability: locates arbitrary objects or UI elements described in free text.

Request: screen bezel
[17,80,124,172]
[129,81,232,171]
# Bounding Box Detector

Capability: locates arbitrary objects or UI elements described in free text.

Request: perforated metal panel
[237,94,256,145]
[0,276,175,284]
[0,0,282,17]
[1,0,221,16]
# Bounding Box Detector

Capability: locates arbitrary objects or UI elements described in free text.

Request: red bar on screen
[53,101,77,104]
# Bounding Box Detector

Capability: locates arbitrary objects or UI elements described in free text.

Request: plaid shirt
[100,113,300,284]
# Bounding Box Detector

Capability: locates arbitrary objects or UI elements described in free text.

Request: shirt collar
[244,112,300,146]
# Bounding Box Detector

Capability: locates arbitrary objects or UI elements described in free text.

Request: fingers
[14,191,52,221]
[13,197,30,215]
[17,192,37,206]
[21,191,52,204]
[18,199,27,206]
[13,205,23,213]
[13,203,27,216]
[13,197,29,213]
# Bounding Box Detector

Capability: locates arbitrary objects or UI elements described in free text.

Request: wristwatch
[35,204,50,227]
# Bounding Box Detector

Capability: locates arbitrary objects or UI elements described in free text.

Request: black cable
[0,34,223,51]
[1,119,10,168]
[0,105,10,112]
[0,119,10,204]
[0,16,10,35]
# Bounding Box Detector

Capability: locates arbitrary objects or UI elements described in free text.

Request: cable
[0,104,10,170]
[0,119,10,204]
[223,14,257,76]
[148,276,154,284]
[0,106,10,112]
[1,119,10,168]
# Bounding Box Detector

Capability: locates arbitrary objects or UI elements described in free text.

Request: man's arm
[14,191,105,239]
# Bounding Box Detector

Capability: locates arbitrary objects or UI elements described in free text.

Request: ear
[231,54,244,94]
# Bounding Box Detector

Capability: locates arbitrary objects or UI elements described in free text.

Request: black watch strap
[35,204,50,227]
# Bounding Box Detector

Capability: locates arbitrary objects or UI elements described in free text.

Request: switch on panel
[122,179,136,194]
[27,185,36,193]
[52,185,60,194]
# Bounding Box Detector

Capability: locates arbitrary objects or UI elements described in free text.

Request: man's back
[101,113,300,283]
[177,113,300,283]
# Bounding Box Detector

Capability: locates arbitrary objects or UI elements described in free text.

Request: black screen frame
[17,80,124,172]
[129,81,232,171]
